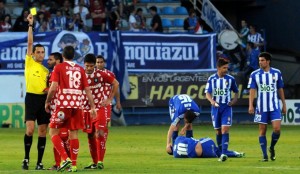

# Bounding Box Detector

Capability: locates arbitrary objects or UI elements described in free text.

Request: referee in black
[22,13,50,170]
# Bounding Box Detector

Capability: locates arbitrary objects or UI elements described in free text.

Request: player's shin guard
[104,127,109,142]
[216,134,222,150]
[270,132,280,150]
[88,137,98,164]
[24,134,33,160]
[70,139,79,166]
[97,135,106,162]
[172,131,178,145]
[222,133,229,154]
[37,137,46,164]
[51,135,69,161]
[259,136,268,158]
[186,130,193,138]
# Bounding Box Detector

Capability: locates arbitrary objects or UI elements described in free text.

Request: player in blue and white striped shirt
[248,52,286,162]
[166,94,200,155]
[205,57,239,161]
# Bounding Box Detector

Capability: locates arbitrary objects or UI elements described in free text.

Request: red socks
[88,137,98,164]
[69,139,79,166]
[51,135,69,161]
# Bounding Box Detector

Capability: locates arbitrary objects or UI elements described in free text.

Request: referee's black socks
[37,137,46,164]
[24,134,33,160]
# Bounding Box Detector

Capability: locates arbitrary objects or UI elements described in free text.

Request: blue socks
[186,130,193,138]
[222,133,229,154]
[216,134,222,150]
[259,136,268,158]
[172,131,178,145]
[270,132,280,150]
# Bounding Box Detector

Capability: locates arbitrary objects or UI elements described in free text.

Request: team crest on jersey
[94,78,98,83]
[57,111,65,120]
[225,80,228,86]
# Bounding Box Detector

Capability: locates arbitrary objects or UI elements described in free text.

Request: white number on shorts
[176,143,188,156]
[66,71,81,89]
[178,95,192,104]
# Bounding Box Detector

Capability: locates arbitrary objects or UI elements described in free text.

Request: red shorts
[59,128,69,138]
[82,107,109,133]
[49,108,83,130]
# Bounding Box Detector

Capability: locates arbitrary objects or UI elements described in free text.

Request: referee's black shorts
[25,93,50,125]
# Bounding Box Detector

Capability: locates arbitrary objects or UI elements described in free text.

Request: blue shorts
[200,138,219,158]
[254,108,282,124]
[211,104,232,129]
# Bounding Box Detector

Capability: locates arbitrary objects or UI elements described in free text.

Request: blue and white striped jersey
[205,74,239,104]
[248,68,284,112]
[169,94,200,126]
[247,33,264,44]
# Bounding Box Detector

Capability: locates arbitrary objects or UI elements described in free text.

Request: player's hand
[100,99,112,107]
[228,98,237,106]
[90,108,97,119]
[116,101,122,111]
[248,105,255,115]
[27,13,33,24]
[166,144,173,155]
[179,128,186,136]
[45,102,50,113]
[211,101,219,107]
[281,103,287,115]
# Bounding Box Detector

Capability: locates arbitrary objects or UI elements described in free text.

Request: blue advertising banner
[0,31,216,74]
[121,32,217,72]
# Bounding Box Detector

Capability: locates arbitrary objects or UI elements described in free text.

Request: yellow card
[30,7,37,15]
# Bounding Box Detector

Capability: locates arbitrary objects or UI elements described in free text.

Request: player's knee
[273,128,280,134]
[26,127,35,136]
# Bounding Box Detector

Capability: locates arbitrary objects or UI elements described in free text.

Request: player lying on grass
[167,136,245,162]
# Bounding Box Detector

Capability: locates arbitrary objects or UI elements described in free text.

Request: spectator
[0,14,12,32]
[242,42,260,95]
[149,6,163,33]
[0,0,10,21]
[13,8,30,32]
[183,9,200,33]
[135,8,146,31]
[238,20,249,47]
[67,13,84,32]
[35,12,50,32]
[50,9,66,31]
[75,0,90,8]
[38,3,51,20]
[90,0,106,32]
[107,7,120,30]
[73,0,89,31]
[61,0,73,17]
[128,6,139,32]
[247,24,264,51]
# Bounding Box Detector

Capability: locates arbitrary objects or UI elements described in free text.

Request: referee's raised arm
[27,13,33,56]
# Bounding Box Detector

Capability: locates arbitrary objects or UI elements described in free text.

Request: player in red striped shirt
[83,54,119,169]
[45,46,96,172]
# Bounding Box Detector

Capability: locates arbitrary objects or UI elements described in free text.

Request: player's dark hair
[50,52,63,63]
[184,110,197,123]
[217,57,230,68]
[62,46,75,60]
[32,44,45,53]
[259,52,272,61]
[136,8,143,13]
[149,6,157,12]
[84,53,96,64]
[96,55,106,62]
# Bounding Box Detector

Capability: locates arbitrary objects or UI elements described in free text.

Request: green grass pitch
[0,124,299,174]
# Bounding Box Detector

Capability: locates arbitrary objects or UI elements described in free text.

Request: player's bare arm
[102,79,119,106]
[27,14,34,56]
[45,82,58,113]
[206,92,219,107]
[85,87,96,118]
[278,88,287,115]
[228,92,238,106]
[248,89,256,114]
